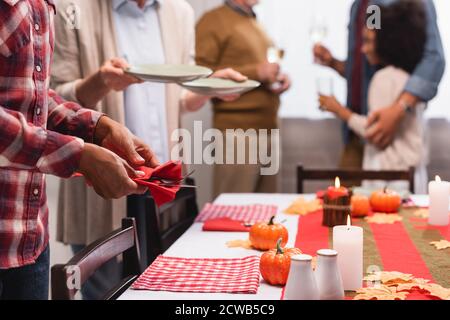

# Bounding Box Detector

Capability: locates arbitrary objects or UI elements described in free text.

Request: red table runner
[292,208,450,300]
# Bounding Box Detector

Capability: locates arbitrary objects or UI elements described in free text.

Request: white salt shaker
[284,254,319,300]
[315,249,344,300]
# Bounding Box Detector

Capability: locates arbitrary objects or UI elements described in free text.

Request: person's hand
[210,68,248,102]
[78,144,148,199]
[270,73,291,95]
[257,62,280,83]
[318,94,342,113]
[94,116,160,168]
[99,58,143,92]
[366,103,405,149]
[313,44,334,67]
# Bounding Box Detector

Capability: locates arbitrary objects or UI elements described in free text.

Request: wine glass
[266,46,285,90]
[317,77,334,110]
[317,77,334,96]
[267,46,285,64]
[309,15,328,44]
[310,15,328,64]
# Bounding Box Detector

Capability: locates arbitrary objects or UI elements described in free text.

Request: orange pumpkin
[260,239,302,286]
[250,216,288,251]
[370,188,402,213]
[351,195,371,217]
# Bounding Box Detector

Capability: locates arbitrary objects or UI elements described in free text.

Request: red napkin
[202,218,251,232]
[131,255,260,294]
[133,161,182,207]
[73,160,182,207]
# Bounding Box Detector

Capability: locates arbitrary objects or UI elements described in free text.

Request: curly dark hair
[373,0,427,73]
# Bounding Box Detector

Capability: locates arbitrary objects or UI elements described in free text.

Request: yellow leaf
[413,209,429,219]
[284,197,322,216]
[226,239,253,249]
[354,285,408,300]
[430,239,450,250]
[423,283,450,300]
[397,278,430,292]
[364,271,414,286]
[365,213,403,224]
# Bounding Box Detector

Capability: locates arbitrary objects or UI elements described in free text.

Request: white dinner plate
[125,64,213,83]
[181,78,261,96]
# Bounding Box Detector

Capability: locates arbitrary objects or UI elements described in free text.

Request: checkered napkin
[131,255,261,294]
[195,203,278,223]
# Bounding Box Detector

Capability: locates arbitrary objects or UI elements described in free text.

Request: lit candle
[428,175,450,226]
[327,177,349,199]
[332,216,363,291]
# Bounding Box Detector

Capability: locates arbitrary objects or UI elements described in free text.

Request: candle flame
[335,177,341,188]
[347,215,351,227]
[436,175,441,182]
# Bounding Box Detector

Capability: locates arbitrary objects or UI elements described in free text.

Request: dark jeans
[0,246,49,300]
[71,245,121,300]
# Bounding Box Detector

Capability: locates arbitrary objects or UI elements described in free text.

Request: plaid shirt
[0,0,102,269]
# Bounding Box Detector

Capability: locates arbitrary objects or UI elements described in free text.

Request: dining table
[118,193,450,300]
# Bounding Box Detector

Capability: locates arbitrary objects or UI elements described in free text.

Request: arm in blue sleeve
[405,0,446,102]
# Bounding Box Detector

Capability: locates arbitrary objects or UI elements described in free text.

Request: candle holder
[322,190,352,227]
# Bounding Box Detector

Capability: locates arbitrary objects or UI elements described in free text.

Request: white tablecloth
[118,193,431,300]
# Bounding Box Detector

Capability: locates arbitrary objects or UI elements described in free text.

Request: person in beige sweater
[196,0,291,197]
[319,0,428,193]
[51,0,245,299]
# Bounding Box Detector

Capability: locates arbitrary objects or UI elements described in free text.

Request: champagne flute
[310,15,328,64]
[317,77,334,110]
[309,15,328,44]
[266,46,285,90]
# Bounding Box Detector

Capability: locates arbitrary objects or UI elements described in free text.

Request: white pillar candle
[428,176,450,226]
[332,216,363,291]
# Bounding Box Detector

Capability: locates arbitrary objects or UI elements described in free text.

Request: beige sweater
[196,5,280,131]
[51,0,195,245]
[348,66,428,192]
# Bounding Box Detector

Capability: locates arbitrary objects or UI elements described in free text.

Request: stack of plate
[181,78,260,96]
[125,64,213,83]
[125,64,260,96]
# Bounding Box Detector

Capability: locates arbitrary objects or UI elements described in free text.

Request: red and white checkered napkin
[131,255,261,294]
[195,203,278,223]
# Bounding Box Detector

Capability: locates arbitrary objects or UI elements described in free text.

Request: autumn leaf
[430,239,450,250]
[397,278,430,292]
[364,271,414,286]
[354,285,408,300]
[365,213,403,225]
[284,197,322,216]
[226,239,253,249]
[413,209,429,219]
[424,283,450,300]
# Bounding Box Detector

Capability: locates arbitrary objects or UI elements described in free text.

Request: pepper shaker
[315,249,344,300]
[284,254,320,300]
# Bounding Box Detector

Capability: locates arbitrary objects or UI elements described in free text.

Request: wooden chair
[296,164,415,194]
[51,218,141,300]
[127,177,199,267]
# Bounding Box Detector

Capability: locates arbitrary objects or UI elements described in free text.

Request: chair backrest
[127,177,199,266]
[51,218,141,300]
[297,164,415,193]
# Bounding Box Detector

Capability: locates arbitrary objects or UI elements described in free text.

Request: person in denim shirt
[314,0,445,171]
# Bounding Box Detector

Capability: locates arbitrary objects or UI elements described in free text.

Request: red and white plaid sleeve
[0,104,86,178]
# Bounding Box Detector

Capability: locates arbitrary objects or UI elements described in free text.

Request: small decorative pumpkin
[260,238,302,286]
[351,195,371,217]
[370,188,402,213]
[250,216,288,251]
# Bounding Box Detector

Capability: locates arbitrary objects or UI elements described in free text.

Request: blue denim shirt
[346,0,446,119]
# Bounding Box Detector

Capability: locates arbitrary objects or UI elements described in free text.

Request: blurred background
[49,0,450,264]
